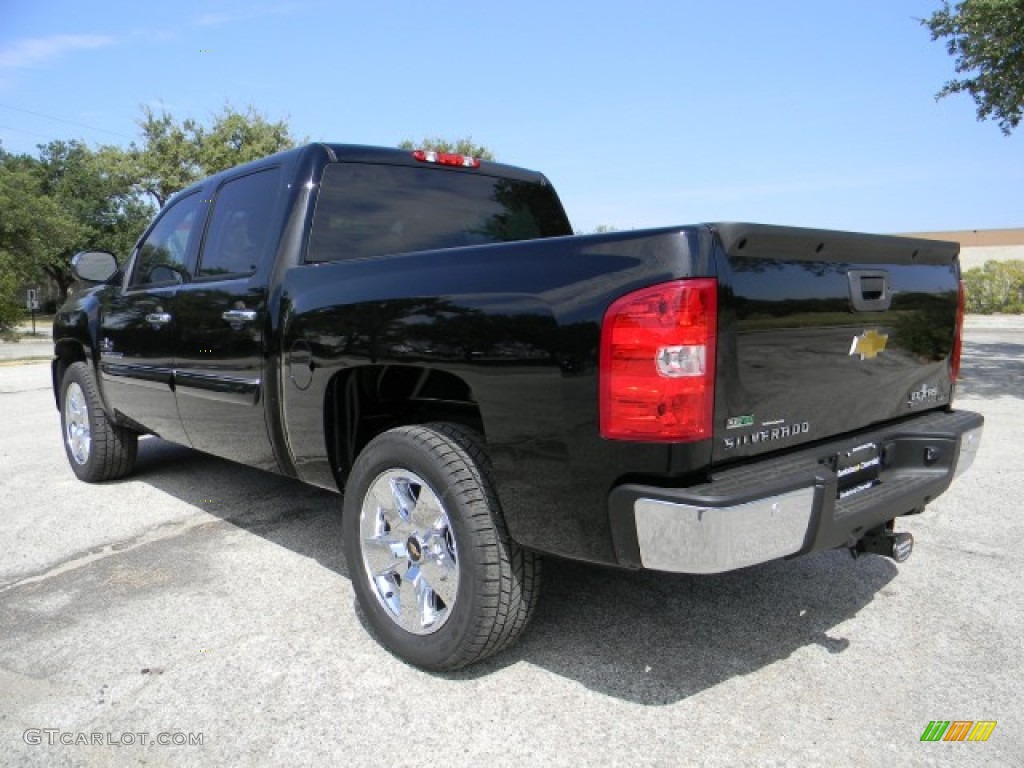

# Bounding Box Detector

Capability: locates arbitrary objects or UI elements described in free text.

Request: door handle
[222,309,258,323]
[847,270,892,312]
[145,312,172,325]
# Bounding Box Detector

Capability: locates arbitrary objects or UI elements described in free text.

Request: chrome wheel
[64,382,91,465]
[359,469,459,635]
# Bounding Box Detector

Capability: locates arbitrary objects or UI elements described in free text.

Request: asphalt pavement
[0,335,51,363]
[0,320,1021,767]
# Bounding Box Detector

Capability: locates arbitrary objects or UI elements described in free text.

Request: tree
[0,148,83,324]
[127,107,203,208]
[397,136,496,161]
[963,259,1024,313]
[34,140,153,295]
[922,0,1024,134]
[0,106,299,319]
[200,105,296,175]
[129,104,297,206]
[0,251,22,331]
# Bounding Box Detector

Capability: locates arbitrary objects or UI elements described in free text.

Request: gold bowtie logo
[849,329,888,360]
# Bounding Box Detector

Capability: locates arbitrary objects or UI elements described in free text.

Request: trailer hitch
[851,524,914,563]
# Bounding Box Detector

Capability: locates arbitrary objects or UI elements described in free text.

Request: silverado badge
[849,329,888,360]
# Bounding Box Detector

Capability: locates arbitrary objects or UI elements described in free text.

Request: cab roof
[172,142,551,205]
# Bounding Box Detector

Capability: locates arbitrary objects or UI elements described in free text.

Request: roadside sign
[25,288,39,334]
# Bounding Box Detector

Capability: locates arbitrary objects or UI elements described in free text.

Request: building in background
[899,229,1024,272]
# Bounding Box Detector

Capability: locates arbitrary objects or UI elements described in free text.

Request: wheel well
[52,341,86,409]
[324,365,484,490]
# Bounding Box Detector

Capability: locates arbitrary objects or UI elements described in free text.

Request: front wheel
[342,423,541,670]
[60,361,138,482]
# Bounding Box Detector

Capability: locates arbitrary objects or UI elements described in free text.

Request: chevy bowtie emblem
[849,329,888,360]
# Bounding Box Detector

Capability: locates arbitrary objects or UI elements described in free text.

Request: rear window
[307,162,570,262]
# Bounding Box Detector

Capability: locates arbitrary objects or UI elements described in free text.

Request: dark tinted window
[198,167,282,277]
[308,163,570,262]
[130,192,205,287]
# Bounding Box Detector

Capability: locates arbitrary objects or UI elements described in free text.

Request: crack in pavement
[0,515,218,594]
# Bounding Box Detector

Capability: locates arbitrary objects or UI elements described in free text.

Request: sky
[0,0,1021,235]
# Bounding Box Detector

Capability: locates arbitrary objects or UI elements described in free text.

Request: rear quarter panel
[279,227,715,564]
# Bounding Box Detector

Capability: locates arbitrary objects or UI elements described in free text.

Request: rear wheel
[60,362,138,482]
[342,423,541,670]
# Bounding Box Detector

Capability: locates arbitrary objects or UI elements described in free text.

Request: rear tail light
[600,278,717,442]
[951,278,965,384]
[412,149,481,168]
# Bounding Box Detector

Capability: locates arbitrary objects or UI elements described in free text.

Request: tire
[342,422,541,670]
[60,361,138,483]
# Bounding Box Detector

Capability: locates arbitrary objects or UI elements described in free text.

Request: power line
[0,123,58,141]
[0,102,135,141]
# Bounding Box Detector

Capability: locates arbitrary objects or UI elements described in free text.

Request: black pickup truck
[53,143,983,669]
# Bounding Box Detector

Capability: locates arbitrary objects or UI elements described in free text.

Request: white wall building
[899,229,1024,272]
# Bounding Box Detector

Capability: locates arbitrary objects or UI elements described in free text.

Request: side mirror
[71,251,120,283]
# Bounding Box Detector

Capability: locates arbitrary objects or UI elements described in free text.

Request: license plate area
[833,442,882,499]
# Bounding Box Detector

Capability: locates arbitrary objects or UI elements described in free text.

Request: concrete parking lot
[1,320,1021,767]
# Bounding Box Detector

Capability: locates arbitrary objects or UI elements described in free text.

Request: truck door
[98,191,207,445]
[171,167,282,470]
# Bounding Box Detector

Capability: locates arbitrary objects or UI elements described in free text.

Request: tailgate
[710,223,961,464]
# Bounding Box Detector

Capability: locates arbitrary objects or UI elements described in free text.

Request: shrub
[963,260,1024,314]
[0,253,23,332]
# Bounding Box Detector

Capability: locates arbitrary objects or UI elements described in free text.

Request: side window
[197,167,281,278]
[130,192,205,287]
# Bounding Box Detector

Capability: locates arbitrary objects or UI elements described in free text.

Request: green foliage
[0,140,154,298]
[0,105,297,318]
[922,0,1024,134]
[0,252,24,331]
[397,136,497,161]
[0,152,70,275]
[0,147,83,326]
[127,107,203,208]
[39,140,154,283]
[963,260,1024,313]
[200,105,296,175]
[130,104,297,206]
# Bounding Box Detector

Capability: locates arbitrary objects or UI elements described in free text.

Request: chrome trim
[634,487,815,574]
[954,424,984,479]
[64,382,91,465]
[358,469,459,635]
[221,309,258,323]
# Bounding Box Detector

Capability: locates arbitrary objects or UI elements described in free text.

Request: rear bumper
[608,409,983,574]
